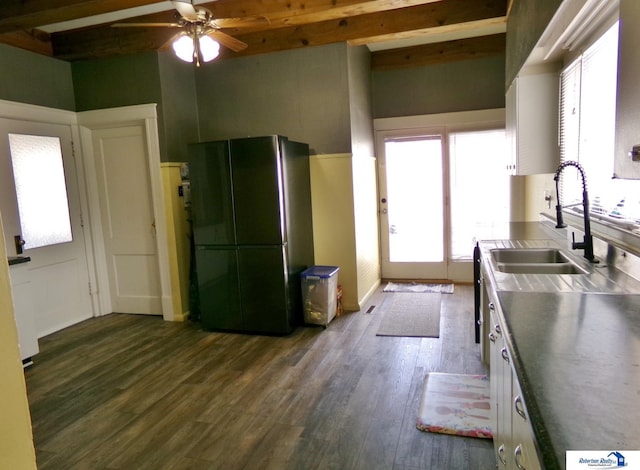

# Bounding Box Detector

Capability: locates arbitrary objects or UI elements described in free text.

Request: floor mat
[416,373,492,439]
[376,293,441,337]
[383,282,454,294]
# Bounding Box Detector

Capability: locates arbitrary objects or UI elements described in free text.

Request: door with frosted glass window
[377,132,448,280]
[0,118,93,336]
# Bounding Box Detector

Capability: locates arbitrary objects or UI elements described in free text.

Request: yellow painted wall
[0,211,37,470]
[161,163,192,321]
[309,153,381,311]
[352,155,381,303]
[524,173,556,221]
[309,154,359,311]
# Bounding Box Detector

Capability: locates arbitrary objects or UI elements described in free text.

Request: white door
[377,131,448,280]
[91,125,162,314]
[0,118,93,336]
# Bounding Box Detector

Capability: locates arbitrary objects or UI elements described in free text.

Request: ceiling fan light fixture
[172,34,196,63]
[172,32,220,65]
[199,35,220,62]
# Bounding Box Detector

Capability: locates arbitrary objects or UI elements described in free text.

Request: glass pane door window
[8,133,72,250]
[449,129,510,260]
[385,137,444,262]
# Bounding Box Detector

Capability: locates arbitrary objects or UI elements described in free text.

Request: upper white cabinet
[614,0,640,179]
[506,71,560,175]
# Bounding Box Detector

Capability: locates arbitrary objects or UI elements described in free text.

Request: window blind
[558,21,619,212]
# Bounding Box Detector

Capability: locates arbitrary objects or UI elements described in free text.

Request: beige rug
[383,282,454,294]
[376,293,441,337]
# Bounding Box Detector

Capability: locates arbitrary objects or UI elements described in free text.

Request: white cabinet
[506,72,560,175]
[488,288,541,470]
[9,264,39,366]
[614,0,640,179]
[489,297,513,468]
[512,380,541,470]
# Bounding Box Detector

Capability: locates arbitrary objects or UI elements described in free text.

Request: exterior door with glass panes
[377,131,448,280]
[377,126,509,281]
[0,118,93,336]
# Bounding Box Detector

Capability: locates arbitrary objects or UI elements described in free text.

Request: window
[8,133,73,249]
[450,129,510,259]
[559,21,640,223]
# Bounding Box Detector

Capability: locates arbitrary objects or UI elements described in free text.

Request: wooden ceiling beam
[50,0,506,61]
[0,30,52,56]
[217,0,507,59]
[370,33,506,70]
[0,1,162,33]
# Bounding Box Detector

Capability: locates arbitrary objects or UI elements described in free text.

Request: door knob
[14,235,26,254]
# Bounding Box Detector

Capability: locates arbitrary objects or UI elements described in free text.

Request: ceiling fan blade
[172,1,199,21]
[207,30,248,52]
[111,22,183,28]
[211,16,270,29]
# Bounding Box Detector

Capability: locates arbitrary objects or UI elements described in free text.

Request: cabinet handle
[514,444,526,469]
[514,395,527,421]
[489,302,495,311]
[488,332,496,343]
[501,347,510,364]
[498,444,507,466]
[495,324,502,335]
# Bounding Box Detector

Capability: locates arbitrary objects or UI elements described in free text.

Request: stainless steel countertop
[479,223,640,470]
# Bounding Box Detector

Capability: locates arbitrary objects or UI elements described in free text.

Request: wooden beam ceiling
[0,0,507,69]
[371,33,506,70]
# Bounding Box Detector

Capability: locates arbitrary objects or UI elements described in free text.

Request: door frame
[78,104,175,321]
[374,108,506,282]
[376,128,450,280]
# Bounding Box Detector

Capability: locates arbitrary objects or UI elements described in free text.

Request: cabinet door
[614,0,640,178]
[188,141,235,245]
[238,246,290,334]
[507,73,560,175]
[512,379,542,470]
[490,305,513,469]
[231,136,286,245]
[195,247,242,331]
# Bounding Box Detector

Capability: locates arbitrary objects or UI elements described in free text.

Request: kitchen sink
[491,248,588,275]
[496,262,588,275]
[491,248,568,264]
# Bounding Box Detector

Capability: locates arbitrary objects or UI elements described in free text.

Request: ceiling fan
[112,0,267,66]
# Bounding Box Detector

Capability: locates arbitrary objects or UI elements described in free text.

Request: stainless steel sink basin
[491,248,588,275]
[491,248,568,264]
[496,262,588,275]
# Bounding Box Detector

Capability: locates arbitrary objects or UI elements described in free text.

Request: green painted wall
[371,56,506,119]
[157,53,200,162]
[506,0,561,87]
[0,44,75,110]
[194,43,352,155]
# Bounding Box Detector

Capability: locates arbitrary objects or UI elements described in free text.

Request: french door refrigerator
[188,135,314,334]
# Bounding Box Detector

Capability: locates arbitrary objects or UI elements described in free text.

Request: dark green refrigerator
[188,136,314,334]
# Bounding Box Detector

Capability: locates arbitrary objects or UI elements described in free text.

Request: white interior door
[91,125,162,314]
[0,118,93,336]
[377,131,448,280]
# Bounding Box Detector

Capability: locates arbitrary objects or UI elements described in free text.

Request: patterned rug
[383,282,454,294]
[416,373,492,439]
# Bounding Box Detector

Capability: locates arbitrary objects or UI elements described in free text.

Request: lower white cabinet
[488,289,541,470]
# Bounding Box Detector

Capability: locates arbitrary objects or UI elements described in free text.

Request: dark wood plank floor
[25,284,495,470]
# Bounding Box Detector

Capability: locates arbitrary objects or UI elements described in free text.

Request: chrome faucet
[553,161,598,263]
